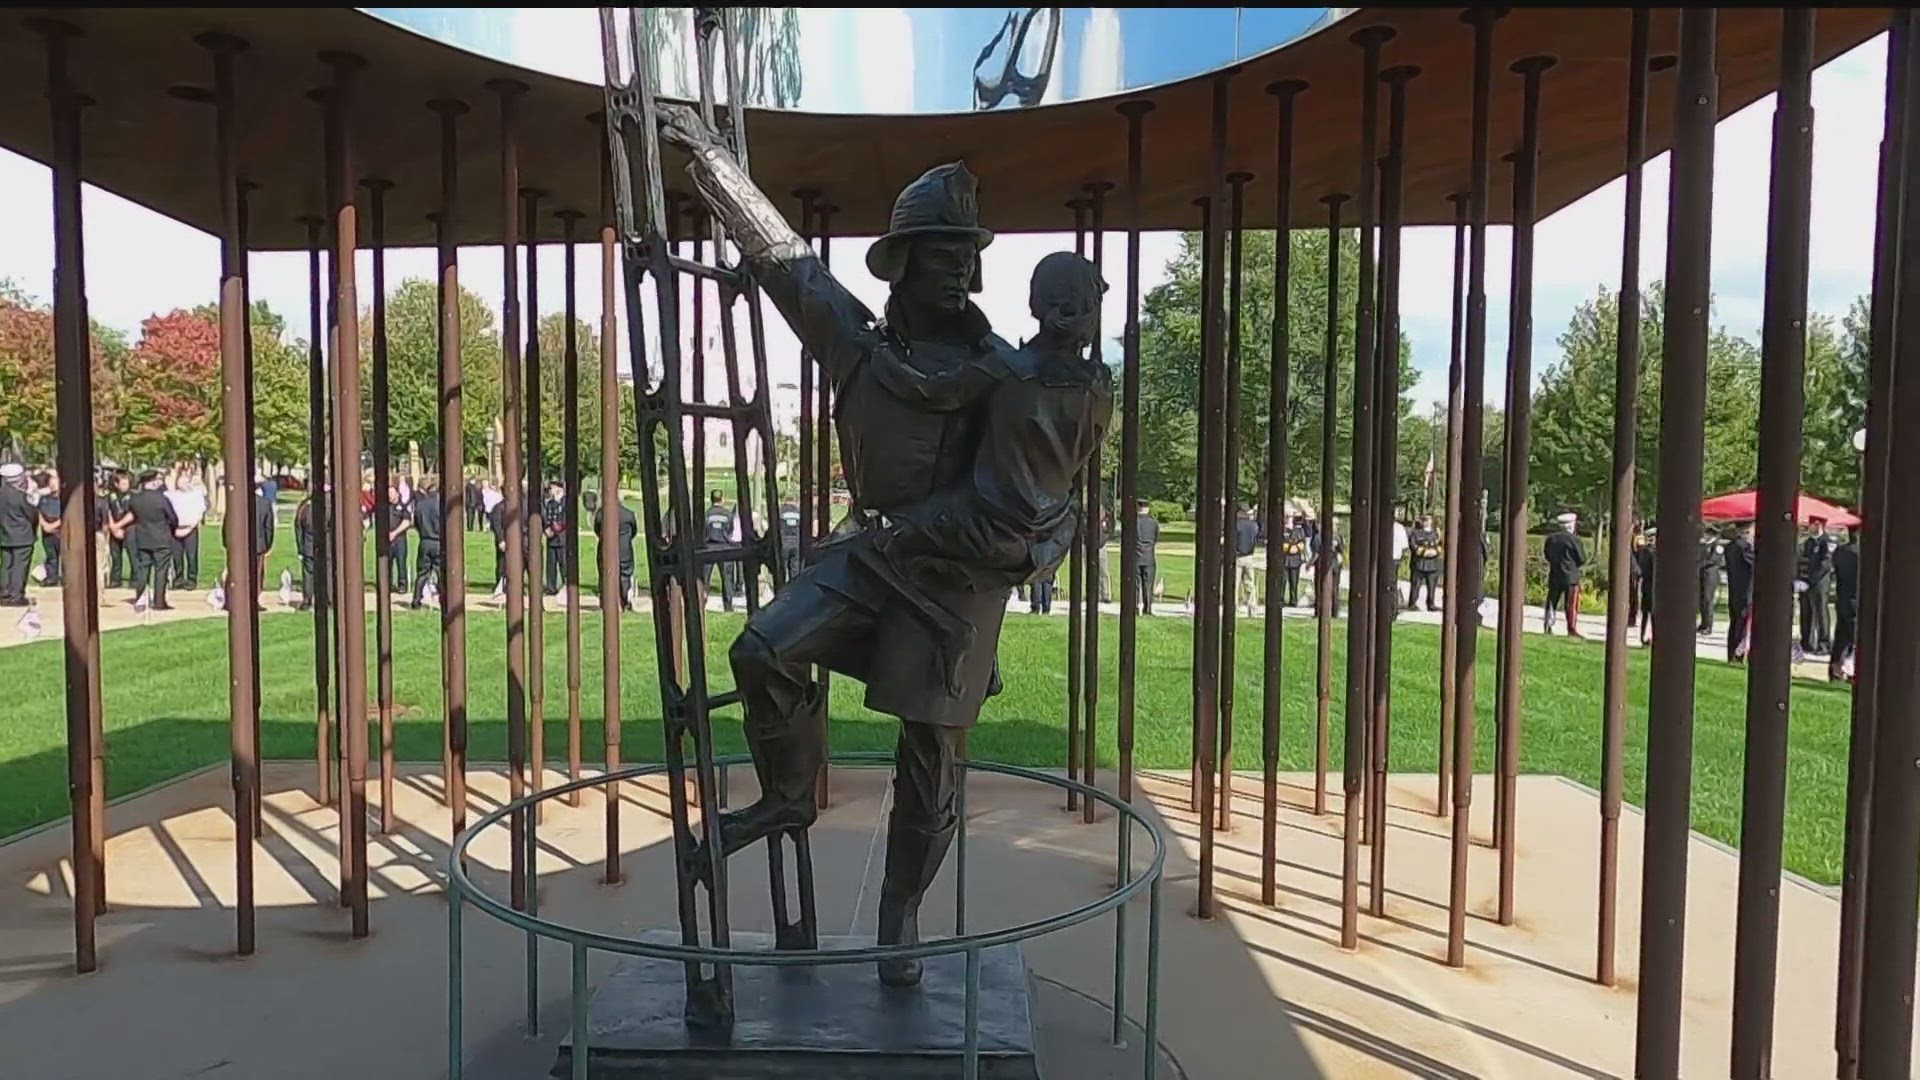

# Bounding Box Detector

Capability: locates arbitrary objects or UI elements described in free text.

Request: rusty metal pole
[794,189,818,566]
[1857,22,1920,1077]
[1729,13,1817,1075]
[300,213,333,809]
[559,207,586,809]
[365,175,397,837]
[1191,192,1215,818]
[203,28,260,954]
[1115,100,1152,806]
[1438,191,1466,818]
[1495,54,1553,928]
[523,187,549,821]
[1341,25,1390,951]
[239,175,263,840]
[1066,198,1088,816]
[489,77,531,913]
[1084,180,1112,826]
[1261,80,1304,905]
[33,17,100,974]
[1447,4,1502,970]
[1217,171,1251,837]
[596,118,624,882]
[1314,192,1347,820]
[321,50,371,939]
[814,203,838,811]
[1836,13,1909,1075]
[1634,12,1717,1074]
[1598,19,1655,990]
[430,98,469,835]
[315,85,349,869]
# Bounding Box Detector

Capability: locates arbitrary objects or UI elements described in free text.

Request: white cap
[0,463,22,479]
[1556,512,1578,525]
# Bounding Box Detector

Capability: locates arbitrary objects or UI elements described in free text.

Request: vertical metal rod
[687,203,708,519]
[489,77,532,914]
[1261,80,1304,905]
[365,175,397,837]
[793,190,818,565]
[571,943,590,1079]
[1218,171,1252,836]
[1438,190,1466,819]
[1067,191,1090,817]
[1857,22,1920,1076]
[956,751,969,936]
[524,188,549,824]
[1115,100,1152,805]
[448,890,464,1079]
[301,213,333,810]
[321,50,370,939]
[1144,877,1163,1080]
[1634,12,1717,1074]
[814,203,838,811]
[1447,5,1502,970]
[1599,17,1653,989]
[317,83,349,887]
[1836,14,1909,1075]
[1112,816,1131,1044]
[560,208,586,809]
[593,115,624,882]
[1495,55,1553,928]
[34,17,99,974]
[1314,192,1347,819]
[1341,25,1390,951]
[525,798,540,1036]
[1190,192,1215,818]
[1084,181,1112,825]
[430,98,470,836]
[1729,14,1816,1074]
[240,175,263,841]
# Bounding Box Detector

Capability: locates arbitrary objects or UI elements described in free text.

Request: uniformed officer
[1630,524,1656,646]
[293,484,328,610]
[778,499,803,582]
[1797,517,1836,656]
[103,469,134,587]
[1543,511,1587,637]
[1407,513,1442,611]
[33,470,62,587]
[385,479,415,594]
[542,478,570,595]
[1233,501,1260,617]
[128,469,180,609]
[411,477,444,609]
[703,489,738,612]
[251,479,275,592]
[1314,521,1345,618]
[1280,513,1311,608]
[1133,498,1159,615]
[1698,528,1724,634]
[0,463,36,605]
[584,489,638,610]
[1724,522,1757,663]
[1831,524,1860,681]
[465,473,485,531]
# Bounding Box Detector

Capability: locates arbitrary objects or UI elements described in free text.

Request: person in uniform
[1280,514,1311,608]
[584,489,638,610]
[1542,511,1587,637]
[1314,520,1345,618]
[293,485,327,610]
[385,479,415,595]
[1697,528,1723,634]
[1232,502,1260,617]
[1407,513,1442,611]
[0,463,36,606]
[250,478,275,593]
[1724,521,1756,663]
[411,477,444,608]
[33,470,62,587]
[465,473,485,532]
[701,490,738,612]
[1630,524,1656,646]
[103,469,133,588]
[1133,498,1159,615]
[1797,517,1835,656]
[543,478,570,596]
[1831,524,1860,681]
[778,499,803,582]
[129,469,180,609]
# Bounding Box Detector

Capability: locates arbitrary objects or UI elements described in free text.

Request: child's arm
[867,347,1015,412]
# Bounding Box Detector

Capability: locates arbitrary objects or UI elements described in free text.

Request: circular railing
[446,752,1170,1080]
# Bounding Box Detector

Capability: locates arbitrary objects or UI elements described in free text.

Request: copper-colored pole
[488,77,531,913]
[365,175,397,837]
[1260,80,1304,904]
[1836,13,1909,1074]
[1190,191,1214,818]
[559,207,586,809]
[1634,12,1717,1073]
[793,189,819,566]
[429,98,470,836]
[239,175,263,841]
[1114,100,1152,806]
[814,202,838,811]
[595,115,624,883]
[523,187,549,822]
[1218,170,1252,837]
[1438,190,1466,819]
[1314,192,1348,820]
[320,50,370,939]
[1083,180,1112,826]
[33,16,100,973]
[1599,20,1657,990]
[300,212,333,810]
[1447,4,1503,970]
[1066,195,1089,816]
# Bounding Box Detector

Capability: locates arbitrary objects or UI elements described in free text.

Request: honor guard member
[1797,517,1836,656]
[778,499,803,582]
[1542,511,1587,637]
[584,489,638,610]
[411,477,445,609]
[293,485,327,610]
[103,470,133,588]
[1407,513,1442,611]
[0,463,36,606]
[1631,525,1656,645]
[1723,522,1757,662]
[1315,522,1345,618]
[129,469,181,609]
[543,478,570,595]
[1280,513,1311,608]
[1231,502,1261,617]
[1831,525,1861,680]
[33,470,61,587]
[385,479,415,594]
[1697,527,1724,634]
[1133,498,1159,615]
[702,490,738,611]
[249,478,275,593]
[465,473,485,531]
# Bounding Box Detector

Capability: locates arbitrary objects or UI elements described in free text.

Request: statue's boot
[690,687,824,870]
[875,809,957,988]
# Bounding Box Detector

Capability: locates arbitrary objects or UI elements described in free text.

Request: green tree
[1802,302,1867,505]
[359,277,504,471]
[250,301,313,469]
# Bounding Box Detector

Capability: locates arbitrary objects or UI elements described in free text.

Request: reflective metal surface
[362,7,1351,114]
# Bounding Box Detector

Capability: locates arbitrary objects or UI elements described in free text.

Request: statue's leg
[876,719,964,988]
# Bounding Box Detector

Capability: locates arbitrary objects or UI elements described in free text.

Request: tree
[0,291,121,462]
[358,277,504,472]
[250,301,312,469]
[1801,303,1867,505]
[529,309,604,477]
[121,309,221,463]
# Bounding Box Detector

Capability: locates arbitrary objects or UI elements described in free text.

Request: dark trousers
[1634,578,1654,639]
[710,561,740,611]
[1408,568,1439,610]
[618,561,635,609]
[1282,565,1302,607]
[1031,577,1055,615]
[413,541,443,606]
[1727,594,1752,662]
[107,536,129,587]
[1832,603,1858,678]
[1799,582,1831,653]
[546,542,568,594]
[1699,569,1720,632]
[493,545,506,586]
[1545,581,1582,635]
[1136,562,1155,614]
[134,546,173,608]
[389,534,410,591]
[41,536,61,587]
[0,544,31,604]
[299,554,327,608]
[172,528,200,588]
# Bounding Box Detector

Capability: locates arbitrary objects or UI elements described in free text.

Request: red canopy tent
[1698,490,1860,526]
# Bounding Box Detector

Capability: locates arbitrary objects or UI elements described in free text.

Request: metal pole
[429,98,470,836]
[33,16,100,974]
[595,114,625,884]
[1084,180,1112,826]
[1634,12,1716,1074]
[1116,100,1152,806]
[524,187,548,821]
[489,76,531,914]
[1066,197,1088,816]
[1262,79,1305,906]
[321,50,370,940]
[1495,54,1553,928]
[1191,191,1214,818]
[814,202,837,811]
[1341,25,1390,952]
[560,207,586,809]
[794,190,818,570]
[1438,191,1466,819]
[1447,5,1502,970]
[1218,171,1250,837]
[1729,14,1816,1074]
[365,175,397,837]
[240,176,262,840]
[1836,13,1909,1075]
[300,212,333,811]
[1314,192,1347,820]
[1599,19,1655,990]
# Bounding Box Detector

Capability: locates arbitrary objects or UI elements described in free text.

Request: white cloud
[1076,8,1125,102]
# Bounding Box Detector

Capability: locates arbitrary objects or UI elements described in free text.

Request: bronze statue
[656,104,1109,989]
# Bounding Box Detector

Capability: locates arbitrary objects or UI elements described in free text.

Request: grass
[0,606,1855,887]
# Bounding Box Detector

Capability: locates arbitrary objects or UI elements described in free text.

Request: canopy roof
[1700,491,1859,527]
[0,7,1892,250]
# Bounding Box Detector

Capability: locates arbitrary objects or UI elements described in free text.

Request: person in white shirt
[481,480,504,517]
[1388,513,1410,618]
[165,466,209,589]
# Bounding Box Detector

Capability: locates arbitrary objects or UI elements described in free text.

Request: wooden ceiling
[0,7,1895,249]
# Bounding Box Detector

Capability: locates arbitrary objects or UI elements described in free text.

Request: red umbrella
[1698,489,1859,526]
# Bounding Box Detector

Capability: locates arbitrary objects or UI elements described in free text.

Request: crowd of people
[0,461,213,610]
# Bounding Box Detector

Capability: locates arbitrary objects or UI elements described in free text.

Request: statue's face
[1029,280,1100,350]
[899,236,979,317]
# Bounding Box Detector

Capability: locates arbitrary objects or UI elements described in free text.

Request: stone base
[554,932,1039,1079]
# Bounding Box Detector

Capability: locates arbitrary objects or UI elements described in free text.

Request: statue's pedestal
[553,932,1040,1079]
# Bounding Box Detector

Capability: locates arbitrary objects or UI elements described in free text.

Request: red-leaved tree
[0,292,121,463]
[122,308,221,463]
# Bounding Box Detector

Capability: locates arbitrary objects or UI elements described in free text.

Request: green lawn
[0,607,1854,887]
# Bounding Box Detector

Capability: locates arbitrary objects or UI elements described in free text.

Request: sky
[0,17,1892,425]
